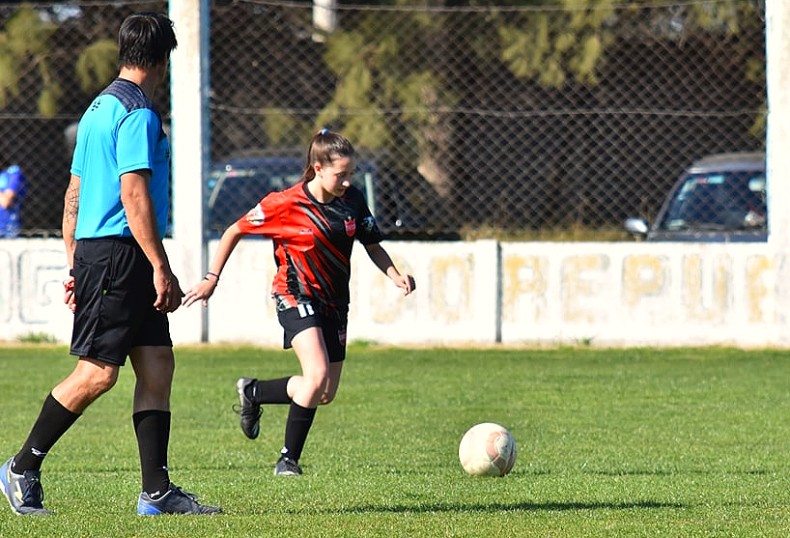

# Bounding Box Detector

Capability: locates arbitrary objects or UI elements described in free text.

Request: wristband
[205,271,220,282]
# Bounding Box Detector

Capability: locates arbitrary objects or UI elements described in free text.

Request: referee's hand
[63,275,76,313]
[154,270,184,313]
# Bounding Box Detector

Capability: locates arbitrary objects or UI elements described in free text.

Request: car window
[208,171,273,233]
[659,171,766,232]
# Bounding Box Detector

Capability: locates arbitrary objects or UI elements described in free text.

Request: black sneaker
[0,457,50,515]
[136,483,222,515]
[234,377,262,439]
[274,457,302,476]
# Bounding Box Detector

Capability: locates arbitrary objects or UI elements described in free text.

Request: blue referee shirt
[71,78,170,239]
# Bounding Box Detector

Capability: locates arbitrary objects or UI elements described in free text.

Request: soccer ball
[458,422,517,477]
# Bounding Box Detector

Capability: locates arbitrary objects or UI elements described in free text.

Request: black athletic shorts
[70,237,172,366]
[277,303,348,363]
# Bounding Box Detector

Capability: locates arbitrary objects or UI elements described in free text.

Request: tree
[0,4,118,118]
[0,6,58,116]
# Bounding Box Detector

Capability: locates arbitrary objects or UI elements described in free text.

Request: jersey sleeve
[116,109,160,176]
[353,192,384,245]
[235,191,283,237]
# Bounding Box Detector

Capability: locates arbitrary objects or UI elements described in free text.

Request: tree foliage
[76,39,117,93]
[495,0,757,87]
[315,0,763,148]
[317,7,458,188]
[0,6,57,114]
[497,0,616,87]
[0,5,118,117]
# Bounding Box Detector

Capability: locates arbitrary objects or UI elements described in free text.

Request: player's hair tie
[319,127,329,136]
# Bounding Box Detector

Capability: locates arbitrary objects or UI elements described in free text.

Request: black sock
[13,393,80,473]
[249,377,291,404]
[281,402,317,463]
[133,410,171,499]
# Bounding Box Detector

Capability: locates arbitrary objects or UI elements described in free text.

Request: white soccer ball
[458,422,517,477]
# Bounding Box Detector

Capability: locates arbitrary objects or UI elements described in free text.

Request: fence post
[767,0,790,251]
[169,0,210,342]
[766,0,790,343]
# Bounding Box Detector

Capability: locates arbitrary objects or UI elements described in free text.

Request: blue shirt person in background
[0,163,26,237]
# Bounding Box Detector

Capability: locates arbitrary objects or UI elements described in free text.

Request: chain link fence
[0,0,766,240]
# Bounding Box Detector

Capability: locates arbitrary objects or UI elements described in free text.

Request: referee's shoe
[0,457,50,515]
[137,483,222,515]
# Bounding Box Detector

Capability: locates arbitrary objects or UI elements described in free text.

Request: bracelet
[205,271,220,282]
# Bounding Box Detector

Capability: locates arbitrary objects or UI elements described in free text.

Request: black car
[206,153,425,238]
[625,152,766,242]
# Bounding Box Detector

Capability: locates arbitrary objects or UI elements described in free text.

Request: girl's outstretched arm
[364,242,415,296]
[183,222,245,307]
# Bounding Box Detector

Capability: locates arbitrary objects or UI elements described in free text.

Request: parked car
[206,152,427,239]
[625,152,766,242]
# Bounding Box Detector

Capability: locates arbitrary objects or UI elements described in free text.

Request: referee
[0,13,220,516]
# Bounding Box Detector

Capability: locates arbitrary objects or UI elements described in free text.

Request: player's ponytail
[300,128,355,182]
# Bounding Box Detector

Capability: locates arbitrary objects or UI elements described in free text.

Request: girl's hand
[182,275,219,307]
[393,273,416,296]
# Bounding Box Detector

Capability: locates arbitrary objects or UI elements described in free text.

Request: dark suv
[625,152,766,242]
[206,152,425,239]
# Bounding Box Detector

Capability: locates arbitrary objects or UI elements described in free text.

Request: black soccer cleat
[273,456,302,476]
[234,377,262,439]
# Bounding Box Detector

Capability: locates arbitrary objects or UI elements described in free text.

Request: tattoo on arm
[62,177,81,258]
[64,182,79,222]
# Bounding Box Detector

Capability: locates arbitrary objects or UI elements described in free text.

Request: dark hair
[118,12,177,69]
[300,129,356,182]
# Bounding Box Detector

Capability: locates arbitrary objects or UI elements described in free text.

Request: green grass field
[1,344,790,537]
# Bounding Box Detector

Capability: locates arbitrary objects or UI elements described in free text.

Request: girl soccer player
[184,129,416,475]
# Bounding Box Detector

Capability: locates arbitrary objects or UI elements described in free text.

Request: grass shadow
[290,500,686,515]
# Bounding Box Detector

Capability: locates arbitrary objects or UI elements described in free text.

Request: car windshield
[658,171,767,232]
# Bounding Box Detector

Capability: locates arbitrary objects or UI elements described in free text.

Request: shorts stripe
[297,303,314,318]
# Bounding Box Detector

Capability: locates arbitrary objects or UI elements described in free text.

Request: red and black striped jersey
[235,181,383,316]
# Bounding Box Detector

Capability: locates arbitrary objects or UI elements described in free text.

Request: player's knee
[86,369,119,396]
[303,363,328,384]
[136,375,172,399]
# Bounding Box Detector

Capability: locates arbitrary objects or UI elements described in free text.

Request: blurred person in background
[0,157,26,237]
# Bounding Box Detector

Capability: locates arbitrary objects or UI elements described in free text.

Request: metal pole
[169,0,210,342]
[313,0,337,42]
[765,0,790,344]
[766,0,790,251]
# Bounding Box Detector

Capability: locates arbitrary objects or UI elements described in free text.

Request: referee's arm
[121,170,182,313]
[62,173,81,269]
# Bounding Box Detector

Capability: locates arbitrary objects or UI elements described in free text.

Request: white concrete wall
[1,238,786,348]
[0,240,73,343]
[202,239,500,346]
[500,242,787,347]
